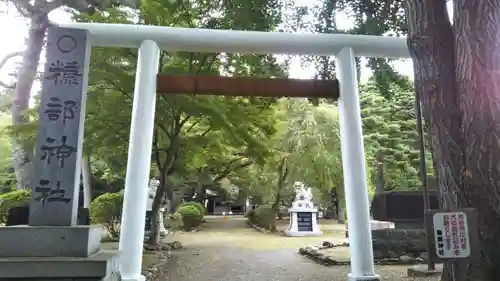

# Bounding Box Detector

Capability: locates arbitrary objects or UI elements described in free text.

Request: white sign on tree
[432,211,471,259]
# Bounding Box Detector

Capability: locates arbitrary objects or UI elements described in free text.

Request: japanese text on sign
[433,212,471,259]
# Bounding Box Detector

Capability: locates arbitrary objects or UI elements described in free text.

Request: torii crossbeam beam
[156,75,340,99]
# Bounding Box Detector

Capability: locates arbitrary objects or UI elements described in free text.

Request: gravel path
[158,217,439,281]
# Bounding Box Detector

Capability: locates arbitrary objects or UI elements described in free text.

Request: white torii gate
[60,22,409,281]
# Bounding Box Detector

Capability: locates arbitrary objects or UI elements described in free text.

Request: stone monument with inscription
[285,182,323,237]
[0,27,119,280]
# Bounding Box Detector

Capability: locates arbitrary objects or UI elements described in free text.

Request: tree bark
[406,0,500,279]
[452,1,500,279]
[336,182,346,223]
[11,13,49,190]
[148,134,179,246]
[147,171,167,246]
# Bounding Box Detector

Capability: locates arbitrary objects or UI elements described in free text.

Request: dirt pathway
[159,216,439,281]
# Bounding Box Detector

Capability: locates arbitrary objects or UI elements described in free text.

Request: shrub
[167,211,184,230]
[90,192,123,238]
[248,204,277,231]
[178,201,206,218]
[177,205,202,231]
[0,189,31,224]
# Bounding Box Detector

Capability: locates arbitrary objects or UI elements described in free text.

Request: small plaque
[145,211,153,231]
[425,208,478,262]
[297,212,313,232]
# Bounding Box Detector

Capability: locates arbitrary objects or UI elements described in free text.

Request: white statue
[303,186,313,202]
[286,181,322,237]
[293,181,312,203]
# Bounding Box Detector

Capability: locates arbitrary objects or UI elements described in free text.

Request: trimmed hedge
[248,204,277,231]
[176,205,202,231]
[178,201,206,218]
[90,192,123,238]
[0,189,31,223]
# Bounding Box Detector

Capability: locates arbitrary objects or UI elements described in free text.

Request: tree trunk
[337,183,345,223]
[147,174,166,246]
[452,1,500,279]
[406,0,500,280]
[11,14,49,190]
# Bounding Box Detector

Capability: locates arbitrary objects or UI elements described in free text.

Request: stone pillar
[0,27,119,280]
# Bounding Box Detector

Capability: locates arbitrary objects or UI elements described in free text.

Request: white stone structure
[285,182,323,237]
[58,21,412,281]
[145,178,167,236]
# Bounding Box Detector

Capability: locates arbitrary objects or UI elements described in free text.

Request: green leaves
[75,0,283,184]
[360,79,432,190]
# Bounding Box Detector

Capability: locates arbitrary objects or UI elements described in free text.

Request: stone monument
[145,178,167,237]
[0,27,119,280]
[285,182,323,237]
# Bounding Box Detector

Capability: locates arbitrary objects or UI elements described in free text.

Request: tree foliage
[360,78,432,190]
[73,0,284,245]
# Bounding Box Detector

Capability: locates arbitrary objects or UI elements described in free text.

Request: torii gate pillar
[337,47,379,281]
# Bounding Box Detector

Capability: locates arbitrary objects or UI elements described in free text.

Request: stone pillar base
[0,250,120,280]
[347,273,380,281]
[0,225,102,257]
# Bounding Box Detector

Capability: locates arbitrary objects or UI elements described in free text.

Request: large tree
[320,0,499,279]
[76,0,283,245]
[2,0,139,190]
[405,1,500,280]
[287,0,500,278]
[360,78,433,190]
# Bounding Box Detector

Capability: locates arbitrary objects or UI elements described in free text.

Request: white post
[336,47,379,281]
[81,156,92,208]
[119,40,160,281]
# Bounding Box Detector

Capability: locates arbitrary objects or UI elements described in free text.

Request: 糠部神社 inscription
[33,179,71,205]
[44,97,77,124]
[40,136,77,168]
[28,27,91,227]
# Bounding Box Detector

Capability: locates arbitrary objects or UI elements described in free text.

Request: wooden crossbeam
[156,74,339,99]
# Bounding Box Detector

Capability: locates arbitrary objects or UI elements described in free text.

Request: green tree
[288,0,500,279]
[254,99,346,226]
[360,79,433,190]
[2,0,139,190]
[76,0,284,245]
[0,113,14,190]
